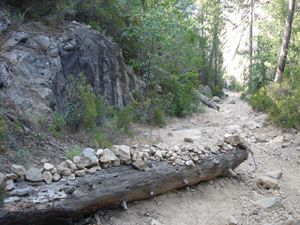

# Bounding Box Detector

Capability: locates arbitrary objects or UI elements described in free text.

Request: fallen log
[199,94,220,111]
[0,147,248,225]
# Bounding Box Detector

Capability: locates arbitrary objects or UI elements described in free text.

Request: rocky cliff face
[0,18,144,125]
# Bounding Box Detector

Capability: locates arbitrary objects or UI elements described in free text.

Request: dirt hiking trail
[89,91,300,225]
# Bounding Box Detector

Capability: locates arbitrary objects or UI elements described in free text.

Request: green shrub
[65,146,82,159]
[250,82,300,129]
[92,130,112,148]
[159,72,201,117]
[15,148,32,166]
[226,76,242,91]
[64,74,101,130]
[0,184,7,205]
[49,112,66,138]
[115,106,133,133]
[250,87,274,111]
[152,108,166,127]
[0,117,7,151]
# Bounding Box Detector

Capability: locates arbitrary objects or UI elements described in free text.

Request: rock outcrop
[0,18,144,125]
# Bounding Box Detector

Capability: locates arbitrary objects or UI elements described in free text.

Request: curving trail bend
[88,91,300,225]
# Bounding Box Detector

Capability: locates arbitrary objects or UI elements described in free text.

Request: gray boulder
[82,148,98,166]
[11,164,26,176]
[26,168,43,182]
[0,21,144,126]
[255,197,281,209]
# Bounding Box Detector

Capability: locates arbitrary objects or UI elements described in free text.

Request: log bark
[199,94,220,111]
[0,147,248,225]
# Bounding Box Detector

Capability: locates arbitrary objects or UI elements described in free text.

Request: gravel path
[87,91,300,225]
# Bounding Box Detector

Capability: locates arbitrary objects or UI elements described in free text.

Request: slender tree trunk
[249,0,254,76]
[274,0,296,83]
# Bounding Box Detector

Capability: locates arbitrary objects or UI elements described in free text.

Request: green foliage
[65,146,82,159]
[64,74,99,130]
[250,82,300,129]
[0,184,7,205]
[247,0,300,129]
[15,148,32,166]
[226,76,242,91]
[0,117,7,152]
[92,130,112,148]
[152,108,166,128]
[49,112,66,138]
[115,107,133,133]
[250,87,274,112]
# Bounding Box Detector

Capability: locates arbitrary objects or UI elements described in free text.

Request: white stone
[185,160,195,167]
[66,159,77,172]
[100,149,118,163]
[73,156,90,169]
[118,145,131,162]
[255,197,281,209]
[53,173,61,182]
[224,134,243,146]
[132,158,146,171]
[96,149,104,156]
[5,173,18,181]
[43,163,55,171]
[61,168,72,176]
[0,172,5,184]
[82,147,98,166]
[5,179,15,191]
[267,170,283,180]
[43,171,53,184]
[11,164,26,176]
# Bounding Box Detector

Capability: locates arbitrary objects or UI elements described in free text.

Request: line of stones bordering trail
[0,134,249,225]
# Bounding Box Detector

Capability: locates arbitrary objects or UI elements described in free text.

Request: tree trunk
[249,0,254,76]
[198,94,220,111]
[0,148,248,225]
[274,0,296,83]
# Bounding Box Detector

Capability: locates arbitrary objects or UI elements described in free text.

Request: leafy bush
[115,106,133,133]
[15,148,32,166]
[226,76,242,91]
[92,130,112,148]
[250,87,274,112]
[63,74,102,130]
[49,112,66,138]
[0,184,7,205]
[250,81,300,129]
[152,108,166,127]
[65,146,82,159]
[159,72,201,117]
[0,117,7,152]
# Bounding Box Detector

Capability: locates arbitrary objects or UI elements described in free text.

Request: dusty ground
[84,91,300,225]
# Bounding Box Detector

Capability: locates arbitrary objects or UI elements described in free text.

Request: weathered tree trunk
[0,148,248,225]
[249,0,254,76]
[274,0,296,83]
[199,94,220,111]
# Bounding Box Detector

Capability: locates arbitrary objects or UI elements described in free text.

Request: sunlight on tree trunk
[274,0,296,83]
[249,0,254,77]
